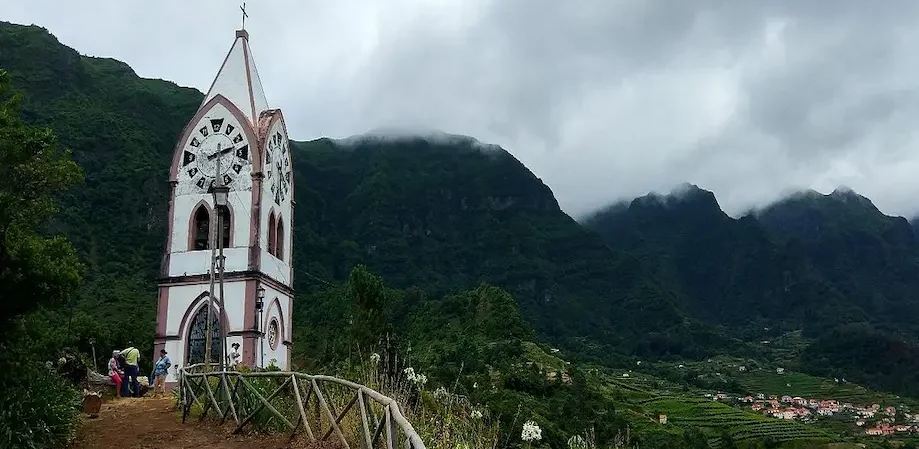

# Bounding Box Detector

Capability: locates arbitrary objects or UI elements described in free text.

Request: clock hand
[207,146,234,160]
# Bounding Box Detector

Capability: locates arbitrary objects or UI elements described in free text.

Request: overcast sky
[7,0,919,218]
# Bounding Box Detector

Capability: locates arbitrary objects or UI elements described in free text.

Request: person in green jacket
[118,344,141,397]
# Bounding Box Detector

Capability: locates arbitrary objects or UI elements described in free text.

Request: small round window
[267,319,280,350]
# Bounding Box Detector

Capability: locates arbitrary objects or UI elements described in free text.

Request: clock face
[266,130,291,205]
[180,115,251,192]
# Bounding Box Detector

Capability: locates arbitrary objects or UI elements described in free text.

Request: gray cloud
[7,0,919,218]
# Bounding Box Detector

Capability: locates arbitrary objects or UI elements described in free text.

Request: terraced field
[735,370,915,407]
[643,397,831,445]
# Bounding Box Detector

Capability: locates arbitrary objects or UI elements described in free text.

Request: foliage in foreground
[0,346,83,449]
[0,69,85,448]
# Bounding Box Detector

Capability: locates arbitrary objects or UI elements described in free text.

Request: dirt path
[71,397,336,449]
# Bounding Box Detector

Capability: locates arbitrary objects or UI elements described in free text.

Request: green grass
[521,342,568,372]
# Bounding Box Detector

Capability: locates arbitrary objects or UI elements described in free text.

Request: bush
[0,351,82,448]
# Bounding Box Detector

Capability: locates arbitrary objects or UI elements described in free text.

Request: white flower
[471,410,484,419]
[370,353,381,364]
[402,367,426,386]
[473,382,478,389]
[433,386,449,400]
[568,435,587,449]
[522,420,542,442]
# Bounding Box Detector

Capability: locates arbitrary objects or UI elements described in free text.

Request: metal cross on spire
[240,2,249,30]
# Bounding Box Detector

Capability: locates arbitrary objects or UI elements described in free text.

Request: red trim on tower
[161,181,178,277]
[286,295,293,345]
[155,287,170,340]
[158,271,294,296]
[242,38,258,126]
[243,279,257,366]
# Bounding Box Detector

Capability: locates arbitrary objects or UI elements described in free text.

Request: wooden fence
[178,363,426,449]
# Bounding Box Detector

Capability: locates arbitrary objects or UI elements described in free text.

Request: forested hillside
[584,184,919,396]
[287,136,743,362]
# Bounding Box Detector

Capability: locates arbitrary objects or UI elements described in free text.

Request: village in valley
[704,365,919,437]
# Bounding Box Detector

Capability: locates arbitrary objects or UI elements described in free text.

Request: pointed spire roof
[200,30,269,126]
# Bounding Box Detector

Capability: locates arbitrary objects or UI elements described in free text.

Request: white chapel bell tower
[154,26,294,382]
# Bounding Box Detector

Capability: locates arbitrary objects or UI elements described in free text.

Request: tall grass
[346,347,501,449]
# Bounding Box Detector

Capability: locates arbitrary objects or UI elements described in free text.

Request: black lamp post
[88,338,97,373]
[214,172,230,371]
[255,285,265,368]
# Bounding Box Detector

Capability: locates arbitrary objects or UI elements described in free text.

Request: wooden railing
[178,363,426,449]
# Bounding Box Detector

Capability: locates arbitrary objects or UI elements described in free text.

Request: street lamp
[255,286,265,368]
[214,177,230,371]
[213,184,229,207]
[206,155,231,371]
[88,338,97,373]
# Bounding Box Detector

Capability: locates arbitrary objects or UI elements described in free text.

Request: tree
[348,264,388,349]
[0,69,83,336]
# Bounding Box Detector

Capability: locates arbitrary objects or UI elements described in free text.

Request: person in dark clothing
[118,344,141,398]
[116,352,130,397]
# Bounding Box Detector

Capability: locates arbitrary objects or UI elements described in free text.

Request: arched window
[267,212,277,255]
[193,206,210,250]
[276,217,285,261]
[186,303,222,365]
[217,205,231,248]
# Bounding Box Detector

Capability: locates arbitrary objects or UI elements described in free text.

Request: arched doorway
[186,305,222,364]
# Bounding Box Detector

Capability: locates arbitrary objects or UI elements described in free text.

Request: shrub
[0,351,82,448]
